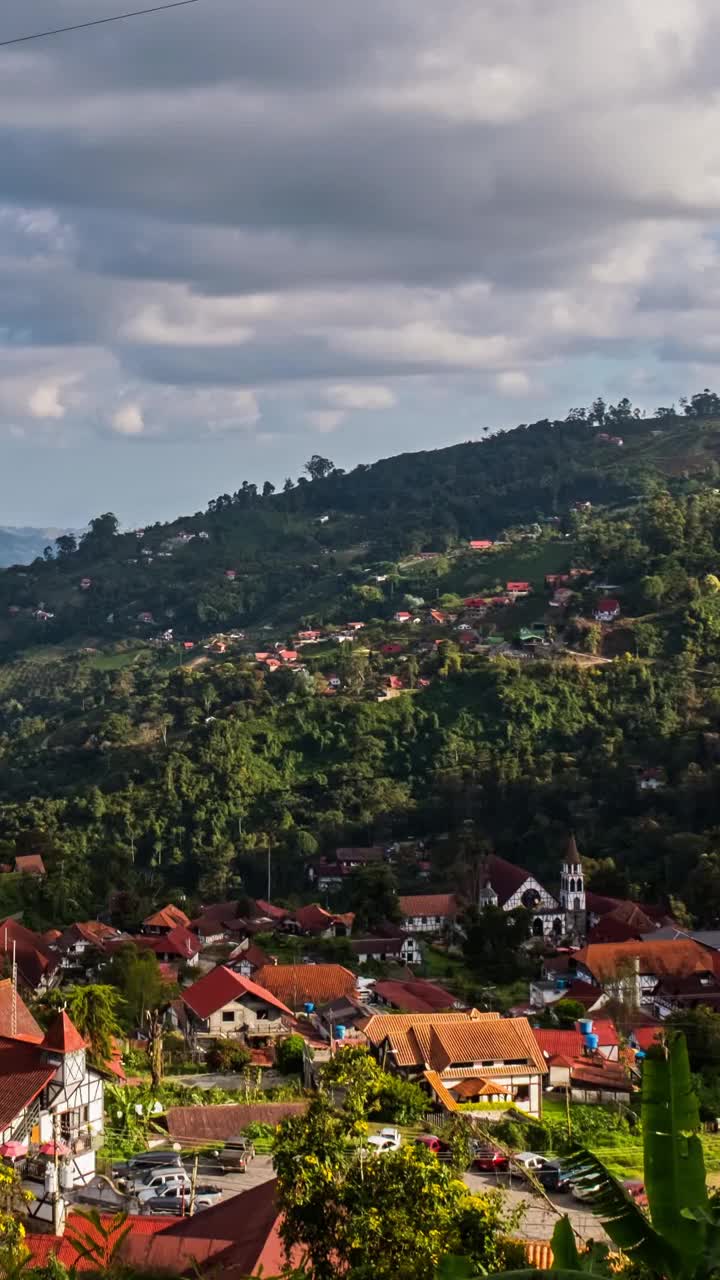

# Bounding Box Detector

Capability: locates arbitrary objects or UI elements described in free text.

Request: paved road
[464,1169,608,1243]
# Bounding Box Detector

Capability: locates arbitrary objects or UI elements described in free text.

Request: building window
[222,1011,235,1023]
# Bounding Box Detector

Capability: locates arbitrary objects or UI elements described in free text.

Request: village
[0,826,716,1267]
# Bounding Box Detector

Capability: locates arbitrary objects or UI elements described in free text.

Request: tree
[349,864,401,933]
[55,533,78,557]
[276,1033,306,1075]
[205,1039,252,1073]
[274,1095,522,1280]
[305,455,335,482]
[65,984,124,1062]
[262,481,276,498]
[104,943,172,1031]
[83,512,120,548]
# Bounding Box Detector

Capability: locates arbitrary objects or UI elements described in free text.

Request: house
[284,904,354,938]
[429,610,447,625]
[399,893,457,934]
[360,1010,547,1118]
[252,963,358,1012]
[79,579,92,591]
[394,611,412,623]
[550,588,574,608]
[638,767,665,792]
[373,978,463,1014]
[253,899,291,924]
[532,1020,619,1066]
[277,649,299,664]
[571,938,717,1011]
[132,925,201,967]
[142,904,190,936]
[542,1053,635,1104]
[227,943,272,978]
[224,569,237,580]
[0,1008,104,1229]
[297,630,322,642]
[594,597,621,622]
[381,643,404,655]
[350,935,422,966]
[506,582,531,597]
[52,922,121,969]
[137,611,154,624]
[335,847,384,872]
[14,855,46,877]
[653,971,720,1018]
[346,621,365,631]
[182,966,292,1041]
[0,919,59,994]
[468,541,493,550]
[595,433,623,446]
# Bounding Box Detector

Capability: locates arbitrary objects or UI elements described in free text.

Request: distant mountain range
[0,527,80,568]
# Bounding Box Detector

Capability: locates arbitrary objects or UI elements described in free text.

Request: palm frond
[562,1149,676,1276]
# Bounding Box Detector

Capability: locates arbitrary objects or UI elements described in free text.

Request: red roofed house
[572,938,718,1011]
[277,650,299,663]
[53,921,122,971]
[133,924,201,967]
[507,582,531,596]
[14,855,46,877]
[468,540,493,550]
[227,942,272,978]
[429,609,447,624]
[224,569,237,580]
[182,966,292,1042]
[394,611,412,623]
[0,1008,105,1228]
[399,894,458,935]
[0,919,59,994]
[142,904,190,936]
[594,598,621,622]
[374,978,464,1014]
[285,904,354,938]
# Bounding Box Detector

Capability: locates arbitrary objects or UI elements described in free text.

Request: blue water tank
[584,1032,599,1052]
[304,1002,315,1014]
[579,1019,593,1036]
[335,1025,346,1040]
[636,1049,646,1060]
[555,978,569,991]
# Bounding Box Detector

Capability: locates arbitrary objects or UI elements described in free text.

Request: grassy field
[86,648,148,671]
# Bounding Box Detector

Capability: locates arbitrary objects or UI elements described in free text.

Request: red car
[414,1136,449,1155]
[473,1147,509,1172]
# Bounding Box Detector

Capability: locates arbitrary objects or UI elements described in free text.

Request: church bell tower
[559,833,586,939]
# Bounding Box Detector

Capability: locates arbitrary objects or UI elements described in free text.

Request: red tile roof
[25,1212,173,1272]
[143,904,190,930]
[576,938,715,982]
[507,582,531,591]
[399,893,457,919]
[0,918,56,989]
[253,899,290,921]
[253,963,357,1009]
[484,854,538,906]
[0,1036,56,1128]
[374,979,459,1014]
[43,1010,87,1054]
[182,966,292,1020]
[14,855,46,876]
[0,978,42,1040]
[632,1025,663,1051]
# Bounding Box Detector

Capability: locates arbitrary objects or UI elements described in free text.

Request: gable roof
[182,966,292,1020]
[143,904,190,930]
[335,847,384,864]
[292,903,351,933]
[0,978,42,1040]
[575,938,715,983]
[253,899,290,921]
[426,1016,547,1074]
[0,918,56,989]
[42,1010,87,1054]
[483,855,548,907]
[60,920,120,948]
[0,1036,57,1128]
[399,894,457,919]
[253,963,357,1009]
[361,1010,494,1067]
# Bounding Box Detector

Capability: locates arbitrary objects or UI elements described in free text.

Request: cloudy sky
[1,0,719,525]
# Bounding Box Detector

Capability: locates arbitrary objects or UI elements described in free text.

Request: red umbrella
[39,1141,70,1157]
[0,1141,27,1159]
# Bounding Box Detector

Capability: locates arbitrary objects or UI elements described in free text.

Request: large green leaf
[549,1216,582,1271]
[642,1035,709,1264]
[561,1149,675,1277]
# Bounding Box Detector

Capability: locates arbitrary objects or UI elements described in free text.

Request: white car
[367,1127,401,1153]
[135,1169,192,1203]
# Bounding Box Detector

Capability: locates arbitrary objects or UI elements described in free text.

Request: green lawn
[86,648,148,671]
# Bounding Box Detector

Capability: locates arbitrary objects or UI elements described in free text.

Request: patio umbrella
[39,1141,70,1157]
[0,1141,27,1158]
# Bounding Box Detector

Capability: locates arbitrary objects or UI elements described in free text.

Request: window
[222,1010,235,1023]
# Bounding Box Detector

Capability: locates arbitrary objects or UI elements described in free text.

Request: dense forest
[3,391,720,931]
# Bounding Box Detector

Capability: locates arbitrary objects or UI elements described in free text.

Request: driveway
[464,1169,608,1243]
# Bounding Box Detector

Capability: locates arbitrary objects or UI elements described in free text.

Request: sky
[1,0,720,526]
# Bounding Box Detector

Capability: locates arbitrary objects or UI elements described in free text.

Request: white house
[478,854,565,939]
[182,965,292,1041]
[399,894,457,935]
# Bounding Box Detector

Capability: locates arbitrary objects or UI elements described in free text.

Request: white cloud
[112,403,145,435]
[496,370,531,396]
[325,383,396,410]
[305,409,345,433]
[27,381,67,420]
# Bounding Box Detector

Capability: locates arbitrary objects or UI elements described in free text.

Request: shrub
[276,1034,307,1075]
[375,1074,427,1124]
[205,1039,252,1073]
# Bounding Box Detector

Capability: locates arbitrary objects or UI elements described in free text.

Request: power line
[0,0,203,49]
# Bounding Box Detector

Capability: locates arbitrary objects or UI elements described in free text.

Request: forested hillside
[3,390,720,933]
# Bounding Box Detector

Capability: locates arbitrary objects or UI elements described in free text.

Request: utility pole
[52,1112,62,1235]
[188,1154,199,1217]
[266,838,272,901]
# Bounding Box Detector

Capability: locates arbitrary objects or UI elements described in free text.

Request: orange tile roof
[361,1010,497,1067]
[43,1010,88,1054]
[423,1070,458,1111]
[143,904,190,929]
[426,1017,548,1074]
[253,964,357,1009]
[399,894,458,918]
[576,938,715,982]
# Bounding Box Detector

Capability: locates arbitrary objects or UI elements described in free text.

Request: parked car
[472,1146,509,1172]
[135,1168,192,1203]
[511,1153,570,1192]
[142,1184,223,1215]
[367,1127,401,1152]
[112,1151,183,1185]
[414,1136,450,1155]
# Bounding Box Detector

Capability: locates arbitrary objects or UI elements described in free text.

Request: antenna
[11,942,17,1038]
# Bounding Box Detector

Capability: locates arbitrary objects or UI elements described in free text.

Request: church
[478,836,586,941]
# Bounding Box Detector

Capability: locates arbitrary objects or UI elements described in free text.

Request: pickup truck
[472,1146,509,1172]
